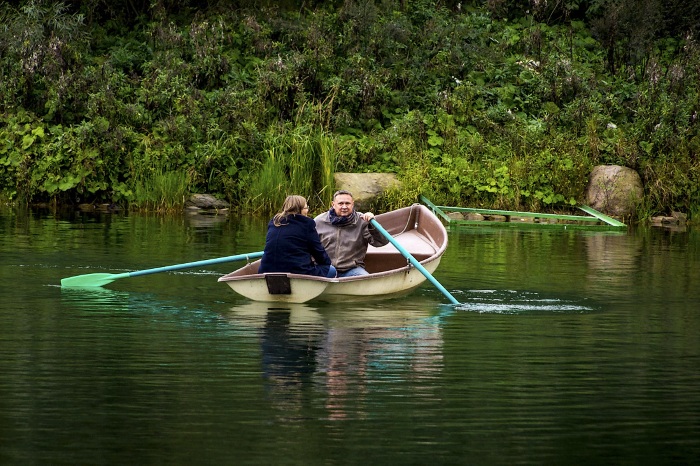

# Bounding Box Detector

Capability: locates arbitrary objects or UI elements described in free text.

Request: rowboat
[218,203,448,303]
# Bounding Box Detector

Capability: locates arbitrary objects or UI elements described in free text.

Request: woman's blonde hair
[272,195,308,226]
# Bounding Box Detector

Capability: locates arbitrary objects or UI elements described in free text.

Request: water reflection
[583,233,644,299]
[59,287,134,311]
[59,286,179,317]
[184,211,230,228]
[5,205,700,464]
[583,227,697,302]
[259,308,321,420]
[225,301,445,421]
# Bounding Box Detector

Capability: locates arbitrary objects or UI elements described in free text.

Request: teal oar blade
[61,251,264,288]
[370,219,459,305]
[61,272,132,288]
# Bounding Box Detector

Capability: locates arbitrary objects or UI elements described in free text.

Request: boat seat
[364,231,436,274]
[265,274,292,294]
[368,230,437,256]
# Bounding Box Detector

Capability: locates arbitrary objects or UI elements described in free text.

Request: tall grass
[246,126,339,215]
[246,147,288,215]
[288,129,316,199]
[132,169,189,211]
[316,132,336,208]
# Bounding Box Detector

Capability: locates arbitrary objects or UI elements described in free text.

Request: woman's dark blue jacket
[258,214,334,277]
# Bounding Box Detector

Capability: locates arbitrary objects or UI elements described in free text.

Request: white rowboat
[218,204,448,303]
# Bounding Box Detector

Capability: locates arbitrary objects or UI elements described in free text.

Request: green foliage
[1,0,699,219]
[0,0,89,118]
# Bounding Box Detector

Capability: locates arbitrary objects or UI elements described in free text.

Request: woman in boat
[258,195,337,278]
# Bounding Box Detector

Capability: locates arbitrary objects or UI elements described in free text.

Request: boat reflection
[227,299,440,328]
[226,301,324,328]
[225,300,445,421]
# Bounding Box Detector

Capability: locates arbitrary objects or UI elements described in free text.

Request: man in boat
[314,190,389,277]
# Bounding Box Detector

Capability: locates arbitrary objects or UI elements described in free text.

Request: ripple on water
[452,289,599,314]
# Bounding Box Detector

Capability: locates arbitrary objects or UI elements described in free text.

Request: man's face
[332,194,354,217]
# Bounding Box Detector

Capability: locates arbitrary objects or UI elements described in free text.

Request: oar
[370,219,460,305]
[61,251,264,288]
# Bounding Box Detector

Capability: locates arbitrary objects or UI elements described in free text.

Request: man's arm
[360,212,390,247]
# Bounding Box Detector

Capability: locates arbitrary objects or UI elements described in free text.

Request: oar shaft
[370,219,459,305]
[61,251,265,288]
[127,252,264,278]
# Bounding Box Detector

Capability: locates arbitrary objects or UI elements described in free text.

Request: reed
[246,147,288,214]
[315,132,336,208]
[133,169,189,211]
[246,126,341,214]
[288,129,315,197]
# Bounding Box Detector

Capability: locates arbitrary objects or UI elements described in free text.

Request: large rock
[333,173,400,211]
[185,193,230,211]
[585,165,643,217]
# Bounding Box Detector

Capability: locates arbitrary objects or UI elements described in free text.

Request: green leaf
[43,180,59,192]
[59,176,80,191]
[427,134,444,147]
[22,135,35,150]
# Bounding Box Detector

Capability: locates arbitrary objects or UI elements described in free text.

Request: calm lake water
[1,206,699,465]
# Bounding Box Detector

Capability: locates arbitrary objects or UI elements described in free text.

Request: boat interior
[222,203,447,279]
[364,230,438,273]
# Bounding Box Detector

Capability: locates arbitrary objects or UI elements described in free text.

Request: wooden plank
[419,196,628,230]
[436,206,601,222]
[419,195,453,223]
[451,221,627,232]
[577,205,627,227]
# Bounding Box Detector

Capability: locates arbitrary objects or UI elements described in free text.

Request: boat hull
[218,204,447,303]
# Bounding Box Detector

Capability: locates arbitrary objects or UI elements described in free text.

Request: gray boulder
[585,165,643,218]
[333,173,400,211]
[185,194,230,211]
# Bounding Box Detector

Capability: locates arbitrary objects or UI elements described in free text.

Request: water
[1,207,699,465]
